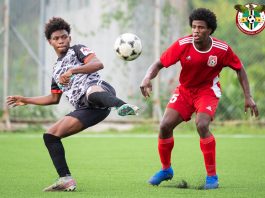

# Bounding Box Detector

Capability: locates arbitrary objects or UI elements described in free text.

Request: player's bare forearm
[140,60,163,98]
[7,93,62,107]
[144,60,164,80]
[237,66,259,117]
[23,94,61,105]
[237,67,251,98]
[70,57,103,75]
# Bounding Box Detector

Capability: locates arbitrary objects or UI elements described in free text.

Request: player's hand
[6,95,26,108]
[59,69,73,85]
[140,77,152,98]
[245,96,259,117]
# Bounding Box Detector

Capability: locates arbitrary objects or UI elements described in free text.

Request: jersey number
[169,94,179,103]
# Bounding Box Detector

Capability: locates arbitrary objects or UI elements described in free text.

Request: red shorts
[166,85,220,121]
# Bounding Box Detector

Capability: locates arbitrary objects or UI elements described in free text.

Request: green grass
[0,132,265,197]
[9,119,265,135]
[126,121,265,135]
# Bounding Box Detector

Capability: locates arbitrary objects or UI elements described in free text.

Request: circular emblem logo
[235,3,265,35]
[207,55,217,67]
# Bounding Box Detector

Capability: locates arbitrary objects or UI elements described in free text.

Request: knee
[159,120,174,138]
[43,133,61,145]
[86,92,97,102]
[46,126,63,138]
[196,119,209,135]
[87,91,107,104]
[86,86,105,98]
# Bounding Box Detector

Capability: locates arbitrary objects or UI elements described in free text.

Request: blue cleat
[148,166,174,186]
[204,175,219,189]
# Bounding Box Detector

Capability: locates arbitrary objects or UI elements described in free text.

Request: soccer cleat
[204,175,219,190]
[148,166,174,186]
[117,104,139,116]
[43,176,77,192]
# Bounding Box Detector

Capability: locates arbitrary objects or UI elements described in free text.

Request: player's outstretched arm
[140,60,164,98]
[6,93,62,108]
[236,66,259,117]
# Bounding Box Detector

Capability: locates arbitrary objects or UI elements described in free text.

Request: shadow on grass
[161,179,206,190]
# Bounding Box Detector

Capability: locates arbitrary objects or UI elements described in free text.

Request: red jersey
[160,35,242,91]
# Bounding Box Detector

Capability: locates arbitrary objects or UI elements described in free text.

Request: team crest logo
[234,3,265,35]
[207,55,217,67]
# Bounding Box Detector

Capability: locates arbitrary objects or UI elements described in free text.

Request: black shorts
[67,80,115,129]
[66,107,110,129]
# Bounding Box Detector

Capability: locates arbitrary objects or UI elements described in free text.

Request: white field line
[0,134,265,139]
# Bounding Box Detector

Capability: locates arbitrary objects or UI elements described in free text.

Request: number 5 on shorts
[169,94,179,103]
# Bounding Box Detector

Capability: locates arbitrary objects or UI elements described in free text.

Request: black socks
[87,92,125,108]
[43,133,70,177]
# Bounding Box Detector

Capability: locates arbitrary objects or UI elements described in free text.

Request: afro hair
[189,8,217,35]
[45,17,71,40]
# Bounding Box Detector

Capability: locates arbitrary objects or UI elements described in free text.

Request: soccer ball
[114,33,142,61]
[247,15,255,24]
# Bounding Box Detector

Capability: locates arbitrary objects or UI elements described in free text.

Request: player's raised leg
[85,84,139,116]
[148,108,183,185]
[196,113,218,189]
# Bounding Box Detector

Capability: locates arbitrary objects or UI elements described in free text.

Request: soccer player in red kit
[140,8,259,189]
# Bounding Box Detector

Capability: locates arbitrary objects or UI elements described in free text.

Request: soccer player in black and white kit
[6,17,139,192]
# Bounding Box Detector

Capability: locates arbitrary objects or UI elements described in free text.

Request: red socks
[158,136,174,170]
[158,135,216,175]
[200,135,216,176]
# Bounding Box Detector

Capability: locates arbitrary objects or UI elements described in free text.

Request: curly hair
[45,17,71,40]
[189,8,217,35]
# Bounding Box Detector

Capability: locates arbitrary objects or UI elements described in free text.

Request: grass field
[0,125,265,197]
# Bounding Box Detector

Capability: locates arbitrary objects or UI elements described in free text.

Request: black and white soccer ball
[114,33,142,61]
[247,15,256,24]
